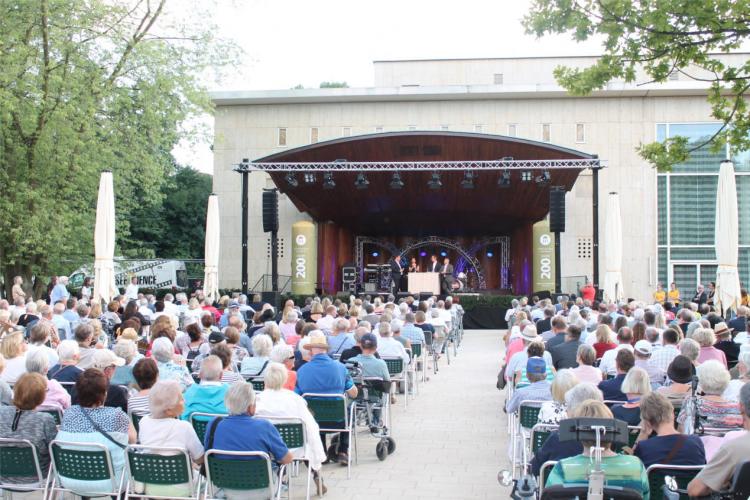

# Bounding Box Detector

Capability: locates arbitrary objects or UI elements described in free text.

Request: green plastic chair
[48,440,123,499]
[530,423,556,453]
[39,408,63,426]
[128,410,147,434]
[0,438,48,496]
[189,412,227,444]
[263,417,311,500]
[646,464,702,500]
[303,393,357,479]
[125,444,201,500]
[383,357,409,406]
[518,403,543,429]
[250,378,265,392]
[204,450,278,500]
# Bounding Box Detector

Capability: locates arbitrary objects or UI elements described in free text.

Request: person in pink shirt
[25,350,71,411]
[279,310,300,346]
[571,344,603,385]
[505,323,534,365]
[694,327,727,368]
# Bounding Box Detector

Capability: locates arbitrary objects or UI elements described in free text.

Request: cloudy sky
[173,0,604,172]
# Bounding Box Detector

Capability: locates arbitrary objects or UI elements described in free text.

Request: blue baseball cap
[526,357,546,375]
[361,333,378,349]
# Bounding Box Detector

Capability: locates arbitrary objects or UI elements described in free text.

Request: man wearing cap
[219,300,241,329]
[504,326,553,382]
[550,325,583,370]
[351,333,390,430]
[295,331,358,465]
[713,322,739,367]
[340,327,381,364]
[72,349,128,412]
[505,357,552,414]
[189,331,226,375]
[633,339,666,387]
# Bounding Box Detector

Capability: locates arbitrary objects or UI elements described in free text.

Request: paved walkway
[315,329,512,500]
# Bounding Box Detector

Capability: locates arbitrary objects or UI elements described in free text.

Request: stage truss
[236,158,601,172]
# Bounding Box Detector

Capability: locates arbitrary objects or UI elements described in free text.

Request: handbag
[496,365,507,390]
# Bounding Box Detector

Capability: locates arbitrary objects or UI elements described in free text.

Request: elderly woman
[681,337,701,366]
[26,322,58,367]
[309,302,325,323]
[206,382,293,500]
[128,358,159,416]
[611,367,652,425]
[151,337,193,391]
[264,322,284,346]
[176,322,206,360]
[0,373,57,486]
[724,351,750,402]
[110,340,138,386]
[545,400,649,498]
[678,359,742,431]
[0,331,27,383]
[224,326,248,365]
[256,363,327,494]
[591,324,617,358]
[212,344,243,384]
[56,369,136,495]
[25,350,71,410]
[48,339,84,385]
[633,392,706,468]
[280,310,300,346]
[693,327,727,368]
[657,355,695,405]
[270,343,297,391]
[138,380,204,497]
[571,344,603,384]
[240,334,273,378]
[537,369,579,425]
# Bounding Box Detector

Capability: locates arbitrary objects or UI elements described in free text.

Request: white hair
[148,380,182,419]
[620,367,652,396]
[551,369,579,403]
[151,337,175,363]
[57,340,80,363]
[739,350,750,371]
[390,319,402,333]
[252,334,273,357]
[697,359,731,395]
[25,349,49,374]
[113,340,137,363]
[200,355,223,382]
[378,321,392,337]
[263,362,288,390]
[284,310,298,322]
[680,338,700,361]
[334,318,349,331]
[270,344,294,364]
[565,383,603,414]
[26,302,38,313]
[225,381,255,415]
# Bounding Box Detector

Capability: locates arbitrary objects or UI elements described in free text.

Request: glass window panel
[668,123,724,173]
[740,248,750,289]
[673,264,698,293]
[700,264,717,286]
[657,176,667,245]
[738,176,750,245]
[669,176,718,244]
[658,248,668,287]
[669,247,716,261]
[657,124,667,143]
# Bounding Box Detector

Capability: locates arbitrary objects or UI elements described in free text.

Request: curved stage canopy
[253,131,596,236]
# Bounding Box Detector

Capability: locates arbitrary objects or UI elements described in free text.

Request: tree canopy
[524,0,750,171]
[0,0,236,297]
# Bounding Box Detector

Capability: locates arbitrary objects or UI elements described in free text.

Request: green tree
[524,1,750,171]
[319,81,349,88]
[0,0,236,298]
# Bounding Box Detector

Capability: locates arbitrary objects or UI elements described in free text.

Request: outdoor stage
[235,131,602,299]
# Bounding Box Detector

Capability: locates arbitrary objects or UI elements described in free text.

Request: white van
[69,260,188,291]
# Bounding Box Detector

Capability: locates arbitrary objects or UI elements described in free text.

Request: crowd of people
[501,293,750,498]
[0,280,462,498]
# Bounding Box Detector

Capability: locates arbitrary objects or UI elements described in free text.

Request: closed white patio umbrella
[204,194,220,303]
[92,171,118,304]
[715,160,742,313]
[603,192,624,303]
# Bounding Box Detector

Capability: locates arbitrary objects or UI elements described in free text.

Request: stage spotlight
[285,173,298,187]
[419,251,427,257]
[486,251,494,257]
[501,156,514,161]
[390,172,405,189]
[498,170,511,188]
[428,172,442,190]
[535,170,551,185]
[322,172,335,189]
[303,172,316,184]
[520,170,533,182]
[440,250,447,257]
[460,171,476,189]
[372,251,379,257]
[354,173,369,190]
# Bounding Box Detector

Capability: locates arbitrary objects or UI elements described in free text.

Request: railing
[250,274,293,293]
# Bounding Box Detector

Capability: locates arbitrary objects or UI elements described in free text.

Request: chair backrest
[518,401,546,428]
[126,445,192,486]
[728,459,750,500]
[0,438,44,484]
[383,357,404,376]
[539,460,557,493]
[127,411,147,434]
[189,412,228,443]
[530,424,558,453]
[59,381,75,396]
[250,378,265,392]
[205,449,274,497]
[646,464,702,500]
[303,393,347,426]
[50,440,115,486]
[39,408,63,426]
[261,417,306,449]
[411,342,422,357]
[541,484,643,500]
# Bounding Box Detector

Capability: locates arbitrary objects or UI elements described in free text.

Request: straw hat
[302,330,329,350]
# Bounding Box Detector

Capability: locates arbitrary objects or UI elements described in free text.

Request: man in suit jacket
[439,258,454,295]
[389,255,403,294]
[692,284,708,305]
[550,325,583,370]
[427,255,441,273]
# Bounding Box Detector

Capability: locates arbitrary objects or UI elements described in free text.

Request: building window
[577,238,592,259]
[375,126,384,133]
[576,123,585,143]
[440,125,449,131]
[342,127,352,137]
[408,125,417,131]
[541,123,551,142]
[474,124,483,133]
[310,127,319,143]
[493,73,504,84]
[507,124,517,137]
[668,71,679,81]
[267,238,285,259]
[277,127,287,146]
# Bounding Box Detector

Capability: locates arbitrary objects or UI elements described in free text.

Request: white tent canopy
[715,160,742,312]
[603,192,624,303]
[204,194,220,303]
[92,171,118,304]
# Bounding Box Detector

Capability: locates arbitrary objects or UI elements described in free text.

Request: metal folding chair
[189,412,228,444]
[645,463,702,500]
[204,449,281,500]
[261,416,312,500]
[539,460,558,495]
[0,438,50,499]
[125,444,202,500]
[383,357,409,406]
[48,440,125,499]
[303,393,357,479]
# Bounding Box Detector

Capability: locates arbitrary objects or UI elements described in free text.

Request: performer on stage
[389,254,403,294]
[408,257,420,273]
[428,254,441,273]
[440,257,454,295]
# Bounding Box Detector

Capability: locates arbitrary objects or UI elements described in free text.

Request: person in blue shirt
[326,319,355,357]
[205,382,292,498]
[182,356,229,420]
[296,331,358,465]
[219,301,241,329]
[351,333,390,430]
[598,349,634,402]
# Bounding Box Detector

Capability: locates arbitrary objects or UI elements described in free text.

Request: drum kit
[450,272,467,292]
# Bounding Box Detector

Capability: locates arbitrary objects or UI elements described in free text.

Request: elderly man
[340,327,380,363]
[651,327,680,373]
[376,321,410,365]
[17,301,40,328]
[48,340,83,383]
[505,326,553,382]
[296,331,358,465]
[598,349,635,401]
[219,300,241,328]
[50,276,70,306]
[51,302,72,341]
[27,322,59,367]
[351,333,391,430]
[550,325,583,370]
[400,312,426,346]
[544,316,568,347]
[505,358,553,414]
[327,318,355,356]
[74,323,98,370]
[688,382,750,497]
[390,319,412,350]
[633,339,666,387]
[181,355,229,419]
[599,327,634,376]
[72,349,128,411]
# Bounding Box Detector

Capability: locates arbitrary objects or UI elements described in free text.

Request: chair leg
[305,461,312,500]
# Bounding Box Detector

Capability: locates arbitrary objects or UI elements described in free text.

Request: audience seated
[151,336,193,391]
[73,324,97,370]
[0,331,27,384]
[633,392,705,468]
[599,327,633,376]
[724,350,750,402]
[713,322,739,367]
[549,325,583,370]
[128,357,159,416]
[537,369,578,426]
[25,350,71,410]
[633,340,666,387]
[611,367,651,425]
[269,343,297,391]
[591,324,617,358]
[570,344,602,384]
[598,349,635,402]
[111,340,137,386]
[327,318,355,356]
[48,340,84,384]
[241,333,273,378]
[677,359,742,431]
[694,327,728,368]
[375,321,410,365]
[657,355,694,405]
[506,358,552,414]
[212,343,243,384]
[181,355,229,419]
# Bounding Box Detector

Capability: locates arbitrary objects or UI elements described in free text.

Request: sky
[173,0,605,173]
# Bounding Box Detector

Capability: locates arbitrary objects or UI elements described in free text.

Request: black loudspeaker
[261,291,281,309]
[342,266,357,284]
[262,190,279,233]
[534,290,552,301]
[549,188,566,233]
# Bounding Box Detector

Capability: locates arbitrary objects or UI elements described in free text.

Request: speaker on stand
[549,187,566,293]
[262,189,279,292]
